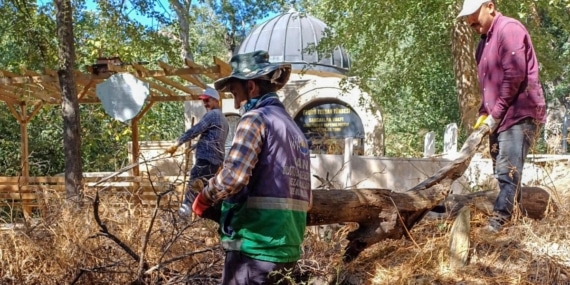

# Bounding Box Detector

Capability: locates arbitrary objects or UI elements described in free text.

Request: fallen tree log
[307,181,453,262]
[305,126,491,262]
[199,125,554,262]
[431,186,555,220]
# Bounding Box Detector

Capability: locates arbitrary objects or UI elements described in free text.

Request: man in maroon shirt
[458,0,546,232]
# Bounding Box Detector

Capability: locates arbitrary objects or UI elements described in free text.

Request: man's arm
[491,22,529,120]
[203,112,265,202]
[176,111,216,145]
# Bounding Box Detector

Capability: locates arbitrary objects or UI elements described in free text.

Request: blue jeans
[489,119,539,219]
[182,159,221,221]
[189,158,220,181]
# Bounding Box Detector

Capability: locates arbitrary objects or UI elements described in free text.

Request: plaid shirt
[177,108,229,166]
[205,109,265,201]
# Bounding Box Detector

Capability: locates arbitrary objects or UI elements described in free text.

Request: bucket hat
[214,50,291,92]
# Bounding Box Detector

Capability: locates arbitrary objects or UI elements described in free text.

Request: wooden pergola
[0,56,232,180]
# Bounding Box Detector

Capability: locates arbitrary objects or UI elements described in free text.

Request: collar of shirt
[481,12,503,41]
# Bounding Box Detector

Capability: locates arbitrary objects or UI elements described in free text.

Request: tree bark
[451,2,481,132]
[55,0,83,201]
[433,186,554,220]
[169,0,193,61]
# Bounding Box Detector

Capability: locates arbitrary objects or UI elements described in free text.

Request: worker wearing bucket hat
[457,0,546,232]
[191,50,312,285]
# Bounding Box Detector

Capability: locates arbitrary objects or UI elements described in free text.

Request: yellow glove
[473,115,488,129]
[165,145,179,156]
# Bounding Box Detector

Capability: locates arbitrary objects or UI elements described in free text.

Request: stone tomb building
[186,11,385,157]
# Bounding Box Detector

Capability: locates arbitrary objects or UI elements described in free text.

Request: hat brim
[214,63,292,92]
[457,1,486,18]
[457,7,478,18]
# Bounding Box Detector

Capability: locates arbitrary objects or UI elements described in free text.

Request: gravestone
[444,123,458,158]
[424,131,435,157]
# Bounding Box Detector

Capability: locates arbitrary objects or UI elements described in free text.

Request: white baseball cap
[457,0,489,18]
[198,87,220,101]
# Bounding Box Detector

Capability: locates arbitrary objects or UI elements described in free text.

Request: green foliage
[0,0,283,176]
[204,0,287,51]
[301,0,570,156]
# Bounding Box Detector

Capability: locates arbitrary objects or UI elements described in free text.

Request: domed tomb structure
[236,10,384,156]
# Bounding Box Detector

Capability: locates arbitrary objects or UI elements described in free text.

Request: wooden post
[19,103,29,180]
[131,119,140,177]
[130,102,155,205]
[19,103,32,218]
[344,137,353,188]
[449,206,470,269]
[130,102,155,177]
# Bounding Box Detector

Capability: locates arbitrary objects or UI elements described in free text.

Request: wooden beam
[168,60,207,88]
[0,71,59,103]
[77,79,95,99]
[0,91,21,104]
[74,93,201,103]
[133,101,155,121]
[214,56,232,76]
[6,104,22,122]
[22,69,62,101]
[1,65,223,86]
[149,95,198,102]
[132,63,199,96]
[186,58,221,80]
[43,68,58,77]
[22,101,44,124]
[147,81,177,97]
[77,97,100,104]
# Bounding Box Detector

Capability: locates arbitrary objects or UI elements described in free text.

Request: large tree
[302,0,570,156]
[55,0,83,200]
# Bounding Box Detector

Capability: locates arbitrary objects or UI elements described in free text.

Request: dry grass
[1,163,570,284]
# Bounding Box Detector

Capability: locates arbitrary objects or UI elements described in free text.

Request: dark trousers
[489,119,539,219]
[221,251,296,285]
[183,159,221,221]
[189,158,220,181]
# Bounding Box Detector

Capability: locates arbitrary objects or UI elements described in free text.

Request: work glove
[483,116,499,133]
[192,192,212,217]
[473,115,488,129]
[165,144,179,156]
[473,114,499,133]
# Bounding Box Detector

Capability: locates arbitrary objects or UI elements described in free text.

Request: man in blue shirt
[166,87,229,218]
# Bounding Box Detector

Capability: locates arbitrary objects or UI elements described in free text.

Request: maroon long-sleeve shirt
[475,12,546,133]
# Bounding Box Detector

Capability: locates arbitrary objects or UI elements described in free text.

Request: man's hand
[483,116,499,133]
[473,115,488,129]
[165,145,178,156]
[192,192,212,217]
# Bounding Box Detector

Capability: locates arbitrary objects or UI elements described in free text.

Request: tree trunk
[432,186,554,220]
[55,0,83,201]
[193,126,555,262]
[451,2,481,132]
[169,0,193,61]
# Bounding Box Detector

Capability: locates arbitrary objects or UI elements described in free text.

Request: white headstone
[444,123,458,158]
[424,131,435,157]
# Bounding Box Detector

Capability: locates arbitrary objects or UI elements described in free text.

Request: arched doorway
[294,99,365,155]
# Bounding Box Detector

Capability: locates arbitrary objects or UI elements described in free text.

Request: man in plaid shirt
[458,0,546,232]
[190,50,312,285]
